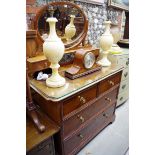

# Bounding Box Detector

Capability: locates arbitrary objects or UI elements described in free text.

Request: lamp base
[46,64,66,88]
[46,75,65,88]
[97,51,111,67]
[97,58,111,67]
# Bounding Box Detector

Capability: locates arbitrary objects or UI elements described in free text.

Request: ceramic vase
[97,21,113,67]
[43,17,65,87]
[110,25,122,52]
[65,15,76,42]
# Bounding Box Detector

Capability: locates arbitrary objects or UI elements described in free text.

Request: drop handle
[122,84,126,89]
[78,134,84,139]
[77,115,85,123]
[78,96,86,104]
[124,72,128,77]
[45,62,48,67]
[120,97,123,101]
[108,80,114,86]
[103,113,109,118]
[105,97,111,102]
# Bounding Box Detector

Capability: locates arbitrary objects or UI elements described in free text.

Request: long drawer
[119,79,129,93]
[63,85,97,116]
[98,72,122,95]
[121,67,129,81]
[63,88,118,138]
[117,56,129,68]
[64,104,115,155]
[117,90,129,106]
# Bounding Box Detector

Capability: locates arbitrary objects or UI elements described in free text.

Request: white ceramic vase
[43,17,65,88]
[65,15,76,42]
[97,21,113,67]
[110,25,122,52]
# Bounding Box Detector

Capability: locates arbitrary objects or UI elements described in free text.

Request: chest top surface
[29,64,123,102]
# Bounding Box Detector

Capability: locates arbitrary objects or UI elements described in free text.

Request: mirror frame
[34,1,88,51]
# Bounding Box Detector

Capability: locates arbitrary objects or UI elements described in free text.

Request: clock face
[84,52,95,69]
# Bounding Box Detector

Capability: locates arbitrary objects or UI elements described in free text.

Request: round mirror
[34,2,88,50]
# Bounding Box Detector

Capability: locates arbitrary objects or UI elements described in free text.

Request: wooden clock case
[65,48,102,79]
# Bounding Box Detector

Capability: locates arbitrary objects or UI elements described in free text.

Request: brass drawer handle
[103,113,109,118]
[124,72,128,77]
[105,97,111,102]
[108,80,115,86]
[122,84,126,89]
[120,97,123,101]
[77,115,85,123]
[78,134,84,139]
[78,96,86,104]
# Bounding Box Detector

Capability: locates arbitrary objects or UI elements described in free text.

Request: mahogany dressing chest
[29,65,123,155]
[26,2,123,154]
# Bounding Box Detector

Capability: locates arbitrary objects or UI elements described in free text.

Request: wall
[26,0,124,48]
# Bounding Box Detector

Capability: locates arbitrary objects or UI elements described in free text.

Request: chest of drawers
[108,48,129,106]
[30,65,123,155]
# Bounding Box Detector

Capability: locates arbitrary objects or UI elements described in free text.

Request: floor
[77,100,129,155]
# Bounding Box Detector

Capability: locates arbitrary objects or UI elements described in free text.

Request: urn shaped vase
[97,21,113,67]
[43,17,65,87]
[65,15,76,42]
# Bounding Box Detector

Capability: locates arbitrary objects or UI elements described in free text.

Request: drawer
[63,88,118,138]
[121,67,129,81]
[117,56,129,68]
[27,137,55,155]
[63,85,97,116]
[117,90,129,107]
[64,104,115,155]
[27,60,50,74]
[98,71,122,95]
[119,79,129,93]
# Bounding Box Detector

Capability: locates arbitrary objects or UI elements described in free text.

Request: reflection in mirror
[38,4,85,45]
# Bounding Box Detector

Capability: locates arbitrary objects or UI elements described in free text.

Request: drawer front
[98,72,122,95]
[117,90,129,106]
[121,67,129,81]
[27,138,55,155]
[63,88,118,138]
[27,60,50,73]
[63,85,97,116]
[64,104,115,155]
[119,79,129,93]
[117,56,129,68]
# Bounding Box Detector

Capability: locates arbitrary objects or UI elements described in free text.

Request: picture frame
[108,0,129,11]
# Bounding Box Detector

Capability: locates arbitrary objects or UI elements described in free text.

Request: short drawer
[119,79,129,93]
[121,67,129,81]
[63,88,118,138]
[27,60,50,73]
[117,90,129,107]
[98,71,122,95]
[63,85,97,116]
[64,104,115,155]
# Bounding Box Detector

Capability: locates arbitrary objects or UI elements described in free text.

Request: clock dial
[84,52,95,69]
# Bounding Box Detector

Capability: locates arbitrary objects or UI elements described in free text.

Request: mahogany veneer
[31,69,122,155]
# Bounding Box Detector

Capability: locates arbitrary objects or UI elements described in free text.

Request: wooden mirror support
[33,1,88,51]
[26,72,46,133]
